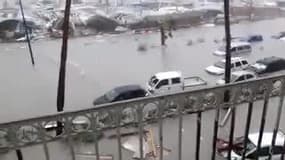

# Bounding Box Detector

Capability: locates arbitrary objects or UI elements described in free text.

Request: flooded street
[2,17,285,160]
[1,18,285,123]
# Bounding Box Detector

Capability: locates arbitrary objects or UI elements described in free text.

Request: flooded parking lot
[1,18,285,122]
[1,17,285,160]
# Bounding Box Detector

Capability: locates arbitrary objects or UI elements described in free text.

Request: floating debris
[186,40,193,46]
[197,37,205,43]
[214,38,220,43]
[137,43,147,51]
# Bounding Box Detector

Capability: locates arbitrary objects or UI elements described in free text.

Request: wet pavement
[1,18,285,160]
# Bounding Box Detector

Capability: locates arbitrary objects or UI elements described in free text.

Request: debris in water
[214,39,220,43]
[122,129,171,159]
[197,38,205,43]
[137,43,147,51]
[186,40,193,46]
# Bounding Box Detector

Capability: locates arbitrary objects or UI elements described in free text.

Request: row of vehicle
[207,56,285,84]
[93,56,285,106]
[93,71,207,105]
[216,31,285,57]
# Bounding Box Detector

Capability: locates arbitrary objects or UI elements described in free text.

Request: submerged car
[205,57,249,75]
[225,35,263,43]
[272,31,285,39]
[249,56,285,75]
[240,34,263,43]
[217,131,285,159]
[216,70,256,85]
[214,42,252,56]
[93,85,147,105]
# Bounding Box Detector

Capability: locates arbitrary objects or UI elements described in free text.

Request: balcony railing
[0,74,285,160]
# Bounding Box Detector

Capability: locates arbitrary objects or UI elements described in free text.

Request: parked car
[249,56,285,75]
[205,57,249,75]
[146,71,207,95]
[216,70,256,85]
[224,35,263,43]
[240,34,263,43]
[214,14,239,25]
[213,42,252,56]
[93,85,147,105]
[216,131,285,159]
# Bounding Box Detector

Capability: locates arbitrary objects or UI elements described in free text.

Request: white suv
[205,57,249,75]
[216,70,256,85]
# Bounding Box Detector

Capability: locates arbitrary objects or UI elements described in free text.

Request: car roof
[248,34,262,37]
[256,56,285,65]
[248,132,285,147]
[231,42,251,47]
[221,57,246,63]
[231,70,255,77]
[113,85,144,93]
[154,71,182,80]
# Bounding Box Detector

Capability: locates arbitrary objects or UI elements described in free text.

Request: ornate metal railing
[1,74,285,160]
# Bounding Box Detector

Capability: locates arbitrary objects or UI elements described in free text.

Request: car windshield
[105,89,119,101]
[149,76,159,87]
[233,137,256,156]
[214,61,225,68]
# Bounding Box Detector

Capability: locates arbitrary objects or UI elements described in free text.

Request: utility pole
[19,0,35,67]
[224,0,231,85]
[56,0,72,135]
[223,0,234,160]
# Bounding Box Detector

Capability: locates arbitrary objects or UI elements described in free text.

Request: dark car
[222,34,263,43]
[249,56,285,75]
[93,85,147,105]
[244,34,263,42]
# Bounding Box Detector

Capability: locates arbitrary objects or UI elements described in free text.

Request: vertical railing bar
[227,105,236,160]
[178,104,183,160]
[281,137,285,160]
[39,123,50,160]
[268,83,285,160]
[241,102,254,160]
[16,149,23,160]
[66,119,76,160]
[158,103,164,160]
[195,112,202,160]
[138,107,144,160]
[256,94,269,160]
[211,108,220,160]
[91,113,100,160]
[116,109,122,160]
[42,143,50,160]
[39,122,50,160]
